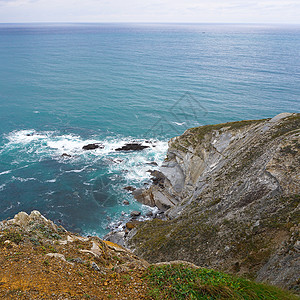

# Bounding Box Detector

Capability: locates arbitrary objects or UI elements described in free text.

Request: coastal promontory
[127,113,300,292]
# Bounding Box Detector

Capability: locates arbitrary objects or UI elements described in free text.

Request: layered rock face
[128,113,300,291]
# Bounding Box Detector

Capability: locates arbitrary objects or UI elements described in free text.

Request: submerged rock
[145,211,153,217]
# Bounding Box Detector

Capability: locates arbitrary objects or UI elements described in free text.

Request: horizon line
[0,21,300,25]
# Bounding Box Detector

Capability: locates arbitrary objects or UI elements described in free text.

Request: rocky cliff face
[128,113,300,292]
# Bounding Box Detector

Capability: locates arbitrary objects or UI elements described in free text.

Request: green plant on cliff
[0,231,23,246]
[145,264,299,300]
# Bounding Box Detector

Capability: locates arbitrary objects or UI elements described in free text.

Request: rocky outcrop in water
[82,143,103,150]
[115,143,150,151]
[127,113,300,292]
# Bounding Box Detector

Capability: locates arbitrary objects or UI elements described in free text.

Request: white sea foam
[45,179,57,183]
[108,139,168,185]
[3,129,169,191]
[12,176,37,182]
[172,122,186,126]
[4,129,167,162]
[0,183,6,191]
[47,134,100,156]
[6,129,51,144]
[65,166,90,173]
[4,204,13,212]
[0,170,11,176]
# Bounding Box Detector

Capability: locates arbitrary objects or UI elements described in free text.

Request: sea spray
[0,129,168,236]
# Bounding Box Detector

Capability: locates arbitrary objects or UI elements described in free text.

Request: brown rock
[123,186,136,192]
[130,211,141,218]
[126,221,143,230]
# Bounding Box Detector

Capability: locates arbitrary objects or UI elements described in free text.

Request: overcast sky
[0,0,299,24]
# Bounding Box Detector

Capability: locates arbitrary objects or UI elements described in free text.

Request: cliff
[0,211,298,299]
[127,113,300,292]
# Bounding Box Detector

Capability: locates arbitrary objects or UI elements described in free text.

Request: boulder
[132,188,156,207]
[123,186,136,192]
[146,211,153,217]
[104,231,125,247]
[130,211,141,218]
[126,221,143,230]
[149,170,166,186]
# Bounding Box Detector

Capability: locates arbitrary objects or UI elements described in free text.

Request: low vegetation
[145,264,299,300]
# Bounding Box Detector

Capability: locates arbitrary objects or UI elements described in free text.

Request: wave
[0,170,11,176]
[0,129,169,237]
[172,122,186,126]
[2,129,168,187]
[6,129,51,144]
[108,140,168,184]
[45,179,57,183]
[65,166,90,173]
[12,176,37,182]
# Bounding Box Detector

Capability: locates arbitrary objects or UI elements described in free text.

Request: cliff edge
[0,210,149,299]
[1,210,298,299]
[127,113,300,292]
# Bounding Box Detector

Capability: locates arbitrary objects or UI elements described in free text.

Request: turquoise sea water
[0,23,299,236]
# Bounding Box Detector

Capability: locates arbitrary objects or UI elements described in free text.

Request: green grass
[145,264,299,300]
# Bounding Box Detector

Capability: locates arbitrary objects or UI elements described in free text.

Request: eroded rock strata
[127,113,300,292]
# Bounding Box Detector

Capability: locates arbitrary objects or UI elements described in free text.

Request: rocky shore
[106,113,300,293]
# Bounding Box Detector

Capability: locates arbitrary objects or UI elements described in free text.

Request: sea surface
[0,23,299,236]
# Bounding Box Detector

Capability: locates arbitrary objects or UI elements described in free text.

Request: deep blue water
[0,23,299,236]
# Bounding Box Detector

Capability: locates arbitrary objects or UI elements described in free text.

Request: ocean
[0,23,299,236]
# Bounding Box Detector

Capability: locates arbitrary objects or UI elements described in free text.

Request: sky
[0,0,299,24]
